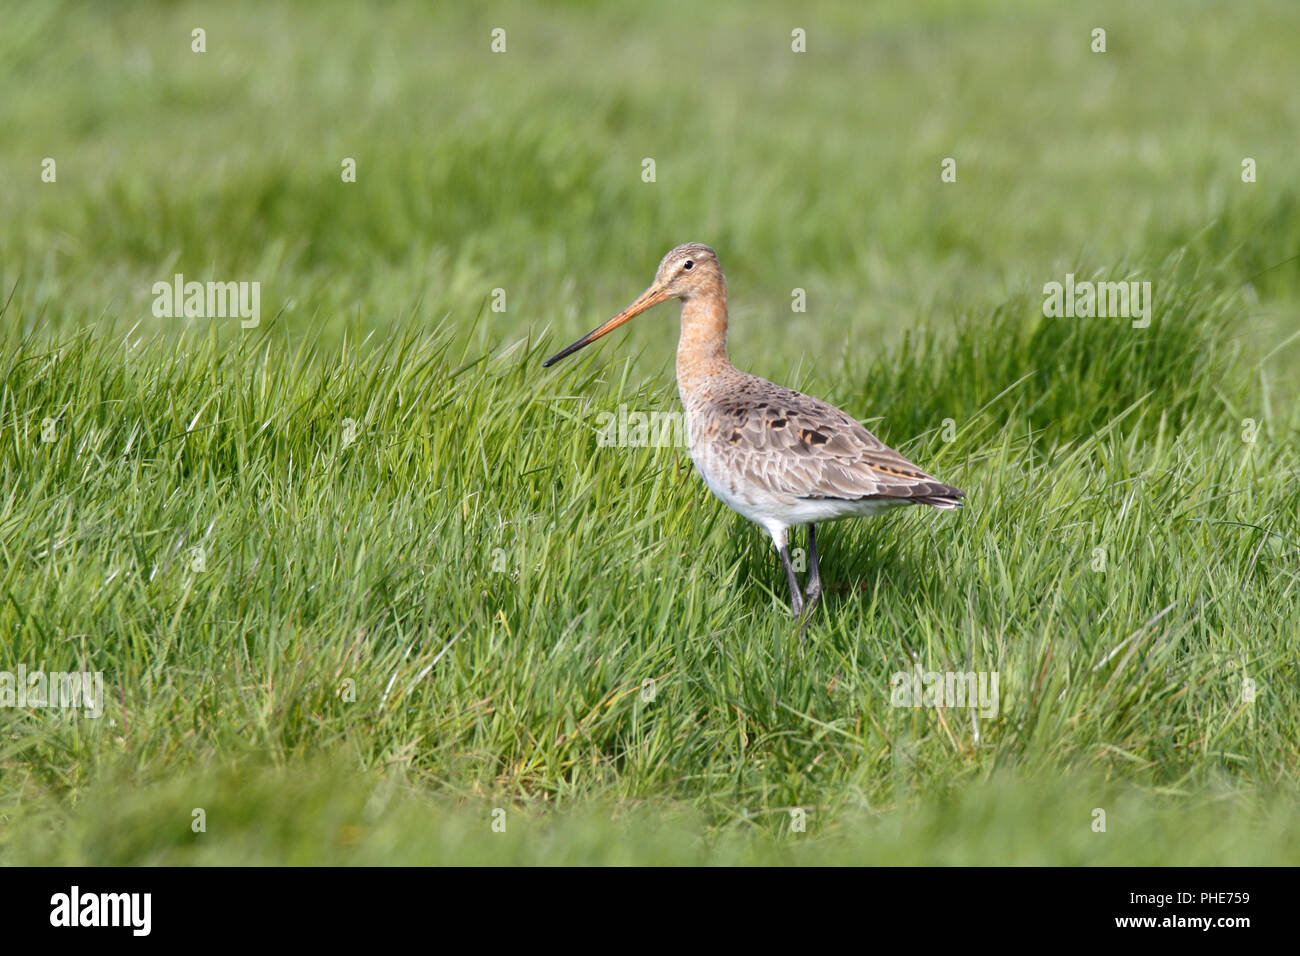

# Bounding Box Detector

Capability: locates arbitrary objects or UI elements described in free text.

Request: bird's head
[542,243,722,367]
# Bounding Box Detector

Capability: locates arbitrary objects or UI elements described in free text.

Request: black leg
[779,544,804,616]
[804,524,822,617]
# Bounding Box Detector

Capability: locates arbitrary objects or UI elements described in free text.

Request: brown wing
[697,375,964,505]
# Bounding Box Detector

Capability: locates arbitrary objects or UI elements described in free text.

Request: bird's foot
[795,581,821,642]
[804,579,822,614]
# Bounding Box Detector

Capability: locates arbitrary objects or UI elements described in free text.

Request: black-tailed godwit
[543,243,964,623]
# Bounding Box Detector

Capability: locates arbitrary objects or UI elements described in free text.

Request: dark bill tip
[541,337,590,367]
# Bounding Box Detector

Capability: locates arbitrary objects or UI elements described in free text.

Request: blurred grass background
[1,0,1298,864]
[4,0,1299,363]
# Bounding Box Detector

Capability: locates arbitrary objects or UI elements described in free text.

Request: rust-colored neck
[675,279,731,392]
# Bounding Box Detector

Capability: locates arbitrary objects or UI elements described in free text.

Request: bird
[543,243,963,625]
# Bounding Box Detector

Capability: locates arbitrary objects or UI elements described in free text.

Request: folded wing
[697,376,964,508]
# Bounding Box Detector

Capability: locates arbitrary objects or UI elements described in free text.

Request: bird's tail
[912,486,965,510]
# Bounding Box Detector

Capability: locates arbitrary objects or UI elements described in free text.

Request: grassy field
[1,0,1298,864]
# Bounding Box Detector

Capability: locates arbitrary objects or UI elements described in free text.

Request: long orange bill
[542,284,673,367]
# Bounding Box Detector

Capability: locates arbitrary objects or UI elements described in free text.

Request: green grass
[1,0,1298,864]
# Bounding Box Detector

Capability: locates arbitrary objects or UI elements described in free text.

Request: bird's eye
[683,260,694,270]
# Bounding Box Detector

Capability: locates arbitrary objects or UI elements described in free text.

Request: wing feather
[692,375,964,506]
